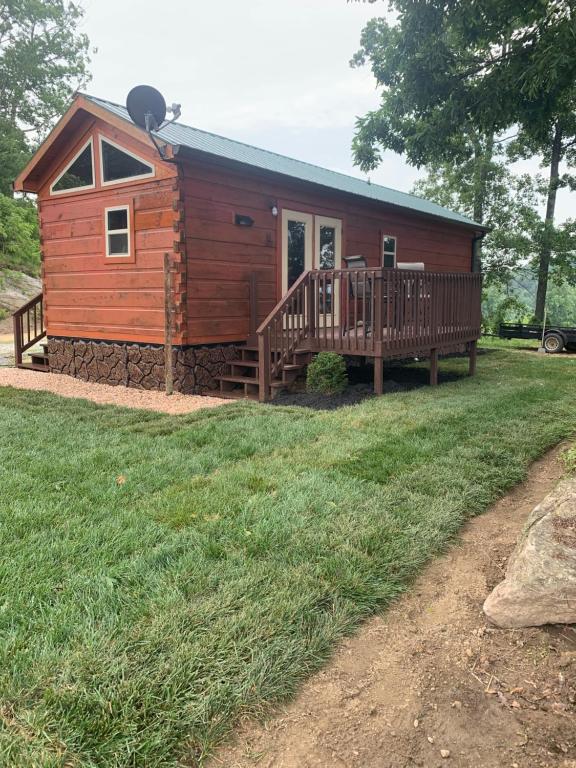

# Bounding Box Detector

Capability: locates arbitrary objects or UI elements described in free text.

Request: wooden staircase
[18,341,50,372]
[13,292,49,371]
[217,344,312,400]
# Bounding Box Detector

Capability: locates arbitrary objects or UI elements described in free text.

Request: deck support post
[258,331,270,403]
[374,356,383,395]
[468,340,477,377]
[430,348,438,386]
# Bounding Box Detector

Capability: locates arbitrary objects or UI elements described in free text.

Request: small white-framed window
[50,137,95,195]
[105,206,131,257]
[99,135,155,186]
[382,235,397,268]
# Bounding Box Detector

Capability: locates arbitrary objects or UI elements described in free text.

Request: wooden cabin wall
[180,156,475,346]
[38,120,181,345]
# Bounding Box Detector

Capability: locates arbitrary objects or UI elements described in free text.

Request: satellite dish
[126,85,167,131]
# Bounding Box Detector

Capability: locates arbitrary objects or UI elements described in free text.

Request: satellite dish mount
[126,85,182,159]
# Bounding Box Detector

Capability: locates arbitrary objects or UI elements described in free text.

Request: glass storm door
[314,216,342,323]
[281,211,343,327]
[281,210,313,294]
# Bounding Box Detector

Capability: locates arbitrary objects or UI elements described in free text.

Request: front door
[281,210,314,294]
[281,209,342,284]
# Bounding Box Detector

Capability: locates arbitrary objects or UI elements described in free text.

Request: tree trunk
[471,132,494,272]
[535,122,563,322]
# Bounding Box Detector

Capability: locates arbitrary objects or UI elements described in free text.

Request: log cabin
[13,92,486,401]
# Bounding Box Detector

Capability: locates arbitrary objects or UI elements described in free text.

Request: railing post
[13,314,22,367]
[258,330,270,403]
[307,274,315,337]
[374,271,384,354]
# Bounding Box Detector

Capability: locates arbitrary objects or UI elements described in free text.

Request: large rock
[484,478,576,628]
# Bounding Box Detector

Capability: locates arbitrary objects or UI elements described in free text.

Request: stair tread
[17,363,49,372]
[216,390,258,401]
[231,360,259,368]
[218,375,259,384]
[283,363,304,371]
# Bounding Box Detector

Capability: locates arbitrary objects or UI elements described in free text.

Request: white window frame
[99,134,155,186]
[382,234,397,267]
[50,137,95,196]
[105,205,131,258]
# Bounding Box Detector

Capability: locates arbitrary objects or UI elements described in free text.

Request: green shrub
[306,352,348,395]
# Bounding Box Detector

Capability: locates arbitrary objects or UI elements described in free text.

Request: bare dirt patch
[0,367,230,414]
[211,446,576,768]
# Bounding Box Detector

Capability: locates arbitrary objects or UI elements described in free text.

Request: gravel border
[0,368,230,414]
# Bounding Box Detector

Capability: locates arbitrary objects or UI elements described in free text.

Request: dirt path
[0,367,229,414]
[211,446,576,768]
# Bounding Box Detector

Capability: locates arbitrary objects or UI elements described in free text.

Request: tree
[0,194,40,275]
[0,0,92,194]
[413,160,543,285]
[351,0,576,319]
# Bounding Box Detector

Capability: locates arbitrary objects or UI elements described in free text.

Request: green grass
[1,348,576,767]
[480,334,541,351]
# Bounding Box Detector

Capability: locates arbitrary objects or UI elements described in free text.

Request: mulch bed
[270,362,464,411]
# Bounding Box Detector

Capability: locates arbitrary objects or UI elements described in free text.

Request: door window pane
[319,225,336,270]
[287,220,306,288]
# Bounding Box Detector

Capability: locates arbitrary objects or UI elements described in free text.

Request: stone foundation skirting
[47,337,239,395]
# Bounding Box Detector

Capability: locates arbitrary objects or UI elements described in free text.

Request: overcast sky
[80,0,571,221]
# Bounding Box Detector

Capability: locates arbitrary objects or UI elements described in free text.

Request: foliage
[481,292,530,335]
[306,352,348,395]
[351,0,576,318]
[0,0,92,194]
[1,350,576,764]
[351,1,576,170]
[414,164,543,283]
[482,271,576,331]
[0,194,40,275]
[563,445,576,475]
[414,163,576,288]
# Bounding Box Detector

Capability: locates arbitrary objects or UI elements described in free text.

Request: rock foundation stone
[47,337,239,394]
[483,478,576,628]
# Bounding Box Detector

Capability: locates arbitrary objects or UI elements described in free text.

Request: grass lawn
[1,347,576,766]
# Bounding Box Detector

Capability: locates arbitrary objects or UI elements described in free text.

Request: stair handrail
[12,292,45,366]
[256,271,312,401]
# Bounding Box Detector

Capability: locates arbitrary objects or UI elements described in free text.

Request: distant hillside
[0,269,41,318]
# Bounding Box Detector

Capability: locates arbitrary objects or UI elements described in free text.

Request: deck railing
[13,292,45,366]
[257,268,482,401]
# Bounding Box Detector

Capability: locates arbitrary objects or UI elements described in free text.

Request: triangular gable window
[100,136,154,185]
[51,138,94,194]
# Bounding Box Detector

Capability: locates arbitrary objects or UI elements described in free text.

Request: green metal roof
[86,94,484,230]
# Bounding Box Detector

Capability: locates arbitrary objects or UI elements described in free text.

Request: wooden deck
[257,268,482,401]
